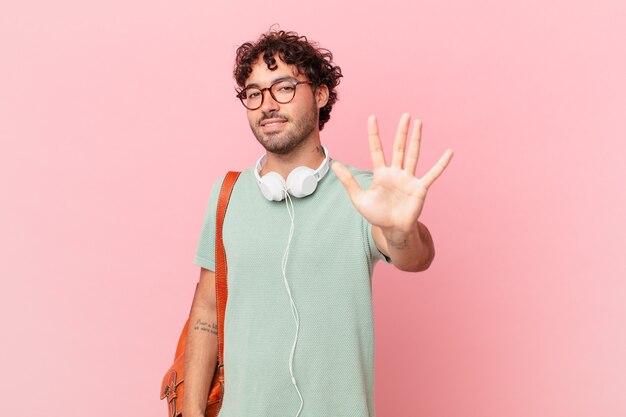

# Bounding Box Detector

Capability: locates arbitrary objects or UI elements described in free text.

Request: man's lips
[260,118,288,127]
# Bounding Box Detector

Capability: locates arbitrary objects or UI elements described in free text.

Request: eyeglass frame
[235,78,314,110]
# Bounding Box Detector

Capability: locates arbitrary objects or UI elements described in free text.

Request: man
[183,29,453,417]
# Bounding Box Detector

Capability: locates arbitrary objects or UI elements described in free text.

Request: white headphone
[254,145,330,201]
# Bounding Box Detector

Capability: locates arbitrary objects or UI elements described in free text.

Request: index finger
[368,115,387,170]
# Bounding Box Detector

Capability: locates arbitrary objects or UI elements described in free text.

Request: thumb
[331,162,365,203]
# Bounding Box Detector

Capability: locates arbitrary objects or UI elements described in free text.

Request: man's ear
[315,84,329,109]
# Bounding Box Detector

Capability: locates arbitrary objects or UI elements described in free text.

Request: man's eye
[279,86,295,92]
[247,91,261,98]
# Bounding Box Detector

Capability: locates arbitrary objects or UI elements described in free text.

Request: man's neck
[260,141,327,179]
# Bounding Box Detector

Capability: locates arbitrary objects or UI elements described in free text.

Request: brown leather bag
[160,171,241,417]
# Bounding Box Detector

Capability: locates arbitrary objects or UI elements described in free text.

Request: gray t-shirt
[194,159,392,417]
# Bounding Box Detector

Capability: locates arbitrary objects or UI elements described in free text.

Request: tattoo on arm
[193,319,218,336]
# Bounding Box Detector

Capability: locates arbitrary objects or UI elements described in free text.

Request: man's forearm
[182,307,219,417]
[380,221,435,272]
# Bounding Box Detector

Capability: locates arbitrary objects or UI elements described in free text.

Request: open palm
[331,113,453,233]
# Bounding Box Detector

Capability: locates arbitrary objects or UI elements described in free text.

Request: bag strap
[215,171,240,381]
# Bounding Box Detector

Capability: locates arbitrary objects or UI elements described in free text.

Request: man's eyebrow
[245,76,296,89]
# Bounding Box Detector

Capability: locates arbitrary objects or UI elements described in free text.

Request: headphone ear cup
[258,172,287,201]
[286,166,317,198]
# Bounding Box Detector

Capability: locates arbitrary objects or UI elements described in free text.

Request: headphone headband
[254,145,329,180]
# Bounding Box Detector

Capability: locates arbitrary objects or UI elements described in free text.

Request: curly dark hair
[234,30,343,130]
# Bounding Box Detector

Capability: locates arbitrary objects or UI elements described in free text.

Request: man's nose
[259,88,279,113]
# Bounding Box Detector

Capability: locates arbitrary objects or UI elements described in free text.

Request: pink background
[1,0,625,416]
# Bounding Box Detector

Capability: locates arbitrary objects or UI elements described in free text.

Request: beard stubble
[250,101,319,155]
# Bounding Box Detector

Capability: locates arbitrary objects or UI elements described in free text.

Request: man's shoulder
[210,169,254,192]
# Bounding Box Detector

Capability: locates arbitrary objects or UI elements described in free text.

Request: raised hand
[331,113,453,235]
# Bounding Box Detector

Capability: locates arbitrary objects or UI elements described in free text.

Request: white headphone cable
[281,186,304,417]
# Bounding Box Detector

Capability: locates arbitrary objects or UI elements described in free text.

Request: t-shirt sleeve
[193,175,226,271]
[366,220,393,265]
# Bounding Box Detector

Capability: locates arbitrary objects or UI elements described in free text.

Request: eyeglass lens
[241,81,298,109]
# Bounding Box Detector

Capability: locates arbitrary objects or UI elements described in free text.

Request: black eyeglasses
[236,79,313,110]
